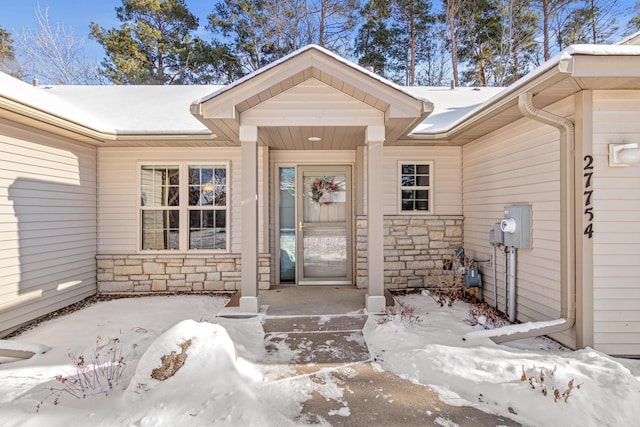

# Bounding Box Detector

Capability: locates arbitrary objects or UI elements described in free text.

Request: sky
[0,0,216,60]
[1,0,639,63]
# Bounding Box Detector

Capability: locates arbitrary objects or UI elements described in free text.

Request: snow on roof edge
[616,30,640,45]
[409,44,640,137]
[191,44,433,109]
[0,72,116,134]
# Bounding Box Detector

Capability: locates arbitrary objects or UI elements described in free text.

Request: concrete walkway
[254,286,520,426]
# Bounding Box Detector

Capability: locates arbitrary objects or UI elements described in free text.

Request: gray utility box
[500,205,531,248]
[489,222,504,245]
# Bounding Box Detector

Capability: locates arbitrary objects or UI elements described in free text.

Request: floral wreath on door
[310,177,338,205]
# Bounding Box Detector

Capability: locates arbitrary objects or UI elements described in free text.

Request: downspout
[490,92,576,343]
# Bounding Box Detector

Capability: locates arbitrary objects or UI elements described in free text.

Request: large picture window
[140,163,228,251]
[399,161,433,214]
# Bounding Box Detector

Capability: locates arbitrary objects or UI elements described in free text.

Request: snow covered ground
[0,293,638,426]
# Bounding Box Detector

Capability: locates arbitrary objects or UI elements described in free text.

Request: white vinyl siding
[591,90,640,355]
[241,78,385,128]
[98,146,268,255]
[0,119,97,335]
[462,97,574,349]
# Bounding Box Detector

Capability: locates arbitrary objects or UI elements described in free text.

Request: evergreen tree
[388,0,434,85]
[209,0,359,73]
[494,0,539,84]
[628,1,640,33]
[188,39,244,84]
[0,26,21,78]
[208,0,290,73]
[419,23,451,86]
[456,0,503,86]
[305,0,361,53]
[555,0,619,49]
[444,0,460,86]
[354,0,392,75]
[90,0,201,84]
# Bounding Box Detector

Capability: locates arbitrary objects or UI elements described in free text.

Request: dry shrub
[377,303,422,325]
[37,336,127,411]
[520,365,582,403]
[465,302,509,329]
[422,254,471,306]
[151,339,192,381]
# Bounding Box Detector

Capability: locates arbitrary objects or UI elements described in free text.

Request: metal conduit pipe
[504,247,508,313]
[492,92,576,343]
[508,247,517,322]
[492,244,498,309]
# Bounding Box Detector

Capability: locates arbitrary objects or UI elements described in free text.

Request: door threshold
[298,280,353,286]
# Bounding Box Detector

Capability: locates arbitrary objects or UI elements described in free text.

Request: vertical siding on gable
[98,146,267,255]
[462,97,575,349]
[383,146,462,216]
[591,90,640,356]
[0,120,97,335]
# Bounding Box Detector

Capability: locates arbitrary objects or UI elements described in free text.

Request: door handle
[298,221,303,231]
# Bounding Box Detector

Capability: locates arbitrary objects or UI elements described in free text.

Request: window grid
[140,165,180,250]
[399,162,432,213]
[140,163,228,252]
[188,166,227,250]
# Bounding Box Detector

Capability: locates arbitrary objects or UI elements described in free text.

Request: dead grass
[151,339,192,381]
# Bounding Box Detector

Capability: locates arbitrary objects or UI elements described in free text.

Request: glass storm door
[296,165,352,285]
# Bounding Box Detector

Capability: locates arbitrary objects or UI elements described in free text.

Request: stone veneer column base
[356,215,463,290]
[97,254,271,293]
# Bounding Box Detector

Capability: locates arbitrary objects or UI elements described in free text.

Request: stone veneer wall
[355,215,463,289]
[97,254,271,293]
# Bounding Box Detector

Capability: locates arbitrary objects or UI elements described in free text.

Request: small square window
[399,161,433,214]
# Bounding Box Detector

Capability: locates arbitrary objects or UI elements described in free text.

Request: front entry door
[296,165,352,285]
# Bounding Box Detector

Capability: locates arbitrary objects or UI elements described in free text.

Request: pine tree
[90,0,201,84]
[555,0,619,48]
[388,0,434,85]
[444,0,460,86]
[627,1,640,33]
[495,0,539,84]
[305,0,360,53]
[208,0,288,73]
[456,0,503,86]
[0,26,21,78]
[354,0,392,75]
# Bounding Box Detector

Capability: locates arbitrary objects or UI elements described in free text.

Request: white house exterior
[1,45,640,356]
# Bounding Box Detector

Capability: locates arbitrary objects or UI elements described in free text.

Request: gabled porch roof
[190,45,434,149]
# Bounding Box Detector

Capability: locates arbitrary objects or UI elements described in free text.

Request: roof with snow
[3,43,640,141]
[45,85,220,135]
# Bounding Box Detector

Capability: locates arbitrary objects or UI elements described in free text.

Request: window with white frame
[399,161,432,213]
[140,164,228,251]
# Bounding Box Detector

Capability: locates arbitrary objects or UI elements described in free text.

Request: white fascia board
[192,45,433,121]
[0,95,115,144]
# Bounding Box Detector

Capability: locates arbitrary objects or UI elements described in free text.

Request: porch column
[239,125,260,313]
[366,125,386,313]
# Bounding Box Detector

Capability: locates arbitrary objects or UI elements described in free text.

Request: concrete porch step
[262,314,367,333]
[262,315,371,366]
